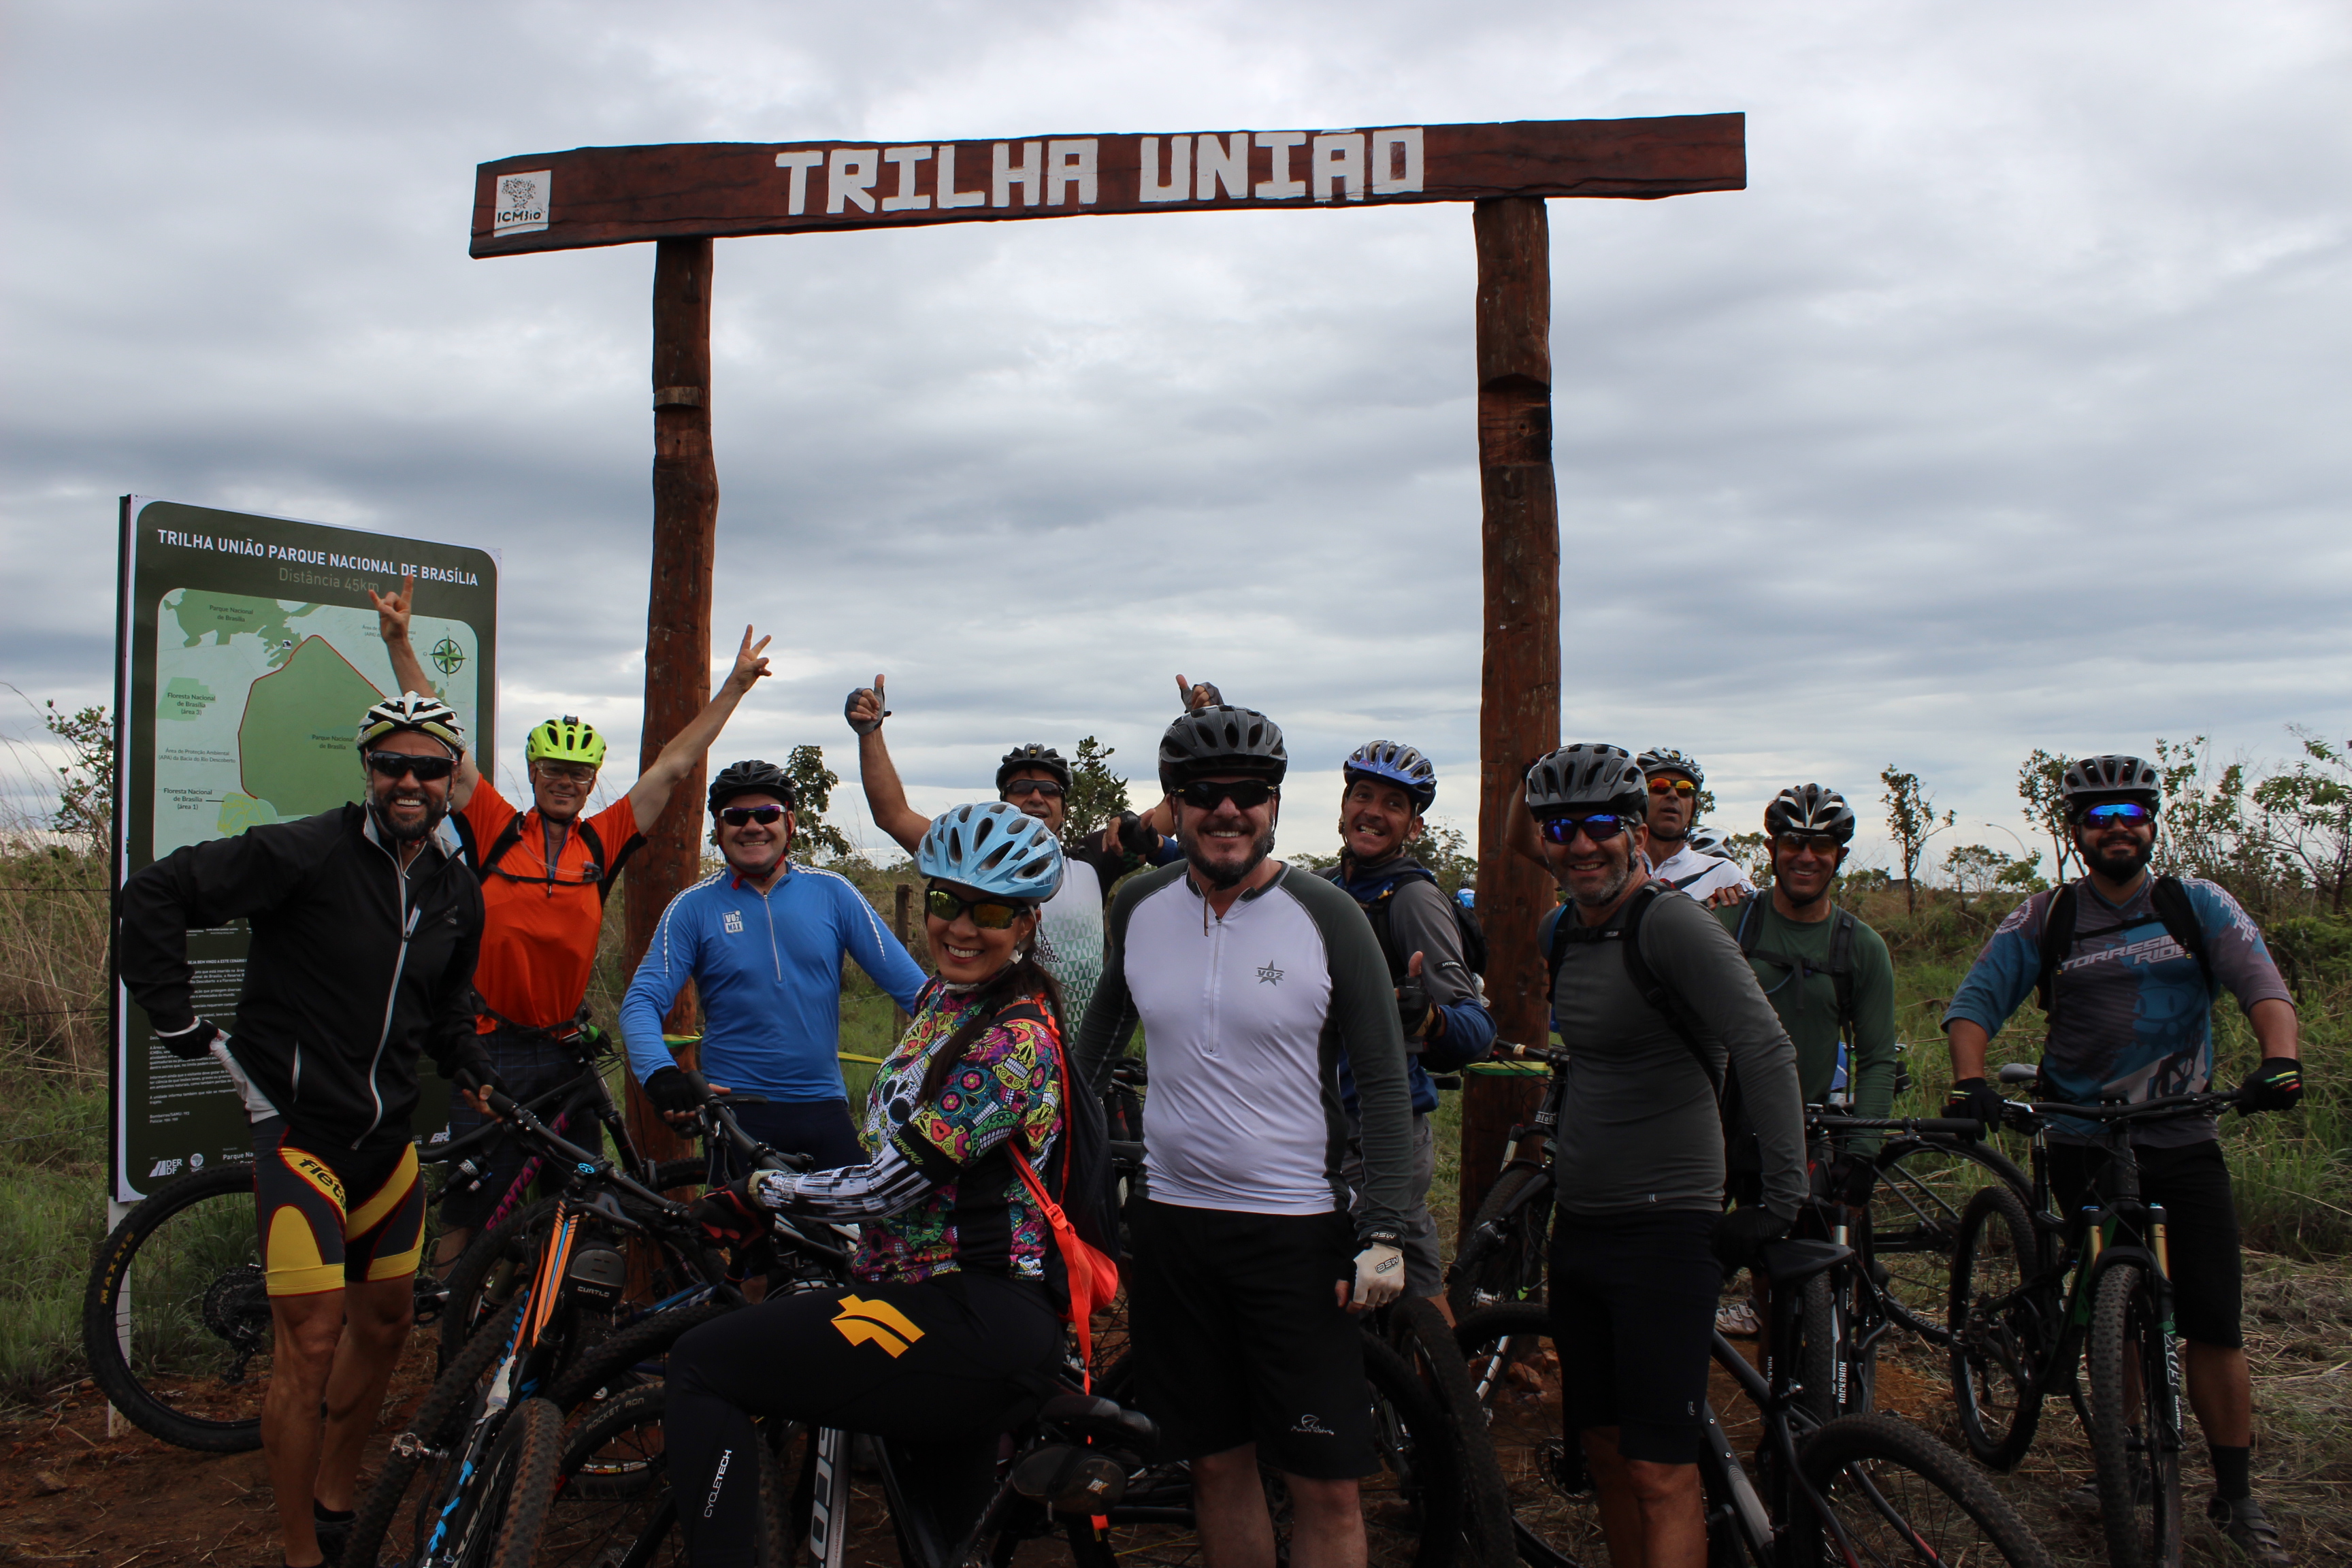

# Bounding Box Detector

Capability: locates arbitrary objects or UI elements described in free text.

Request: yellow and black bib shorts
[250,1115,425,1297]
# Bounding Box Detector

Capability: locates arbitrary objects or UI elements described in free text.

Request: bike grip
[1914,1117,1987,1135]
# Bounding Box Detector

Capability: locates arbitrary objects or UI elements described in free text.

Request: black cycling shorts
[2047,1139,2242,1350]
[250,1117,424,1298]
[1548,1210,1721,1465]
[438,1031,590,1232]
[1126,1200,1375,1479]
[666,1272,1061,1568]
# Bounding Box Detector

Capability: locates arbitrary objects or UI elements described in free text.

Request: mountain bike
[1458,1238,2055,1568]
[346,1081,752,1568]
[1444,1042,1565,1318]
[1946,1066,2248,1568]
[82,1034,687,1454]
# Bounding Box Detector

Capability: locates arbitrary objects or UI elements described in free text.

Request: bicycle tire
[345,1294,529,1568]
[488,1397,566,1568]
[1083,1332,1464,1568]
[1795,1411,2055,1568]
[1451,1303,1600,1568]
[544,1295,741,1411]
[2087,1262,2183,1568]
[1948,1183,2044,1470]
[1795,1273,1845,1428]
[82,1163,268,1452]
[1390,1296,1514,1568]
[1865,1139,2025,1345]
[1447,1167,1551,1319]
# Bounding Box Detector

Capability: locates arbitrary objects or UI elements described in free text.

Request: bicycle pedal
[1011,1445,1128,1512]
[390,1431,446,1461]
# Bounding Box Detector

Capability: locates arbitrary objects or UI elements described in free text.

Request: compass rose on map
[431,637,466,675]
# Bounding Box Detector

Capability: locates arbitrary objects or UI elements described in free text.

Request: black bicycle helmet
[996,743,1073,795]
[1159,705,1287,791]
[2061,754,2160,813]
[1524,744,1648,817]
[1343,740,1437,813]
[1635,747,1705,788]
[708,758,797,814]
[1764,784,1858,844]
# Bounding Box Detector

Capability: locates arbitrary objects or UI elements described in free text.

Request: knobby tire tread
[1390,1296,1515,1568]
[81,1164,261,1453]
[2087,1262,2183,1568]
[346,1293,529,1568]
[488,1397,565,1568]
[1948,1182,2043,1470]
[544,1296,740,1412]
[1797,1412,2055,1568]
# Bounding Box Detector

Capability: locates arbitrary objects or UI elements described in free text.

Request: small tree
[2253,728,2352,913]
[1062,735,1130,842]
[784,744,853,862]
[1401,819,1478,896]
[1882,766,1954,914]
[44,700,114,857]
[2017,749,2074,882]
[1944,845,2042,909]
[1721,830,1775,889]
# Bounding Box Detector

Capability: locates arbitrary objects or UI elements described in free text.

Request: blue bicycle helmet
[917,802,1065,902]
[1343,740,1437,813]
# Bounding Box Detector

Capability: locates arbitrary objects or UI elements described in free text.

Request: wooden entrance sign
[469,114,1745,1207]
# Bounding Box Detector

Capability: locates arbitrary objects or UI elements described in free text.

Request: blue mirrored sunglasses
[1539,812,1633,845]
[2079,802,2154,828]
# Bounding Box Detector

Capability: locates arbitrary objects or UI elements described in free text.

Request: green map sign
[112,498,499,1201]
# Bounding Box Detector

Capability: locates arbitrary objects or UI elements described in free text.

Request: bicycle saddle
[1039,1391,1159,1456]
[1759,1239,1852,1288]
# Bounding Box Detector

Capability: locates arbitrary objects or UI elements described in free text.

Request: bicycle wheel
[346,1294,529,1568]
[82,1164,270,1452]
[1796,1412,2055,1568]
[544,1296,740,1411]
[1447,1167,1552,1319]
[536,1382,683,1567]
[487,1398,566,1568]
[1865,1140,2021,1345]
[1454,1303,1604,1568]
[2087,1262,2183,1568]
[1948,1183,2044,1470]
[1082,1333,1463,1568]
[1388,1297,1513,1568]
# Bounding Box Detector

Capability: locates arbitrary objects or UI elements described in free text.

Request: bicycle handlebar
[1491,1040,1571,1068]
[2021,1088,2247,1123]
[1810,1113,1987,1137]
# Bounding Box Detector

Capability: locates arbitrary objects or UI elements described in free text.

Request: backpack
[453,808,645,905]
[1544,882,1756,1162]
[1729,894,1861,1047]
[1322,860,1488,981]
[2034,875,2215,1027]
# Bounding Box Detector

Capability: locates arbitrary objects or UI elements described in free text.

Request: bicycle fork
[808,1426,852,1568]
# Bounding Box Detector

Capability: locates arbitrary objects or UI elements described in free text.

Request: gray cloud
[5,0,2348,871]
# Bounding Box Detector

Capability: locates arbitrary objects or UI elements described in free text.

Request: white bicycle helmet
[917,802,1065,902]
[357,691,466,756]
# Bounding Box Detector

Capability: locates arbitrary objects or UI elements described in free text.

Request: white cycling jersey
[1650,843,1753,902]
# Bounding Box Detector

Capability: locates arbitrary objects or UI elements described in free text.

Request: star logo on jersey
[1256,962,1284,985]
[830,1294,926,1358]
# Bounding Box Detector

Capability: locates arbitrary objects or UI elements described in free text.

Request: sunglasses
[365,751,457,782]
[1002,779,1065,798]
[1777,832,1845,859]
[1648,778,1697,797]
[926,887,1031,930]
[719,804,787,827]
[1538,812,1633,845]
[2079,802,2155,828]
[1177,779,1279,811]
[535,762,597,785]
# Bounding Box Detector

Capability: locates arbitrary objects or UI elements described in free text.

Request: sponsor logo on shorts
[830,1294,926,1358]
[703,1447,732,1518]
[288,1149,346,1207]
[1291,1412,1334,1435]
[723,910,745,934]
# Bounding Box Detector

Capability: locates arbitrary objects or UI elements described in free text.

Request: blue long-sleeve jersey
[623,863,928,1103]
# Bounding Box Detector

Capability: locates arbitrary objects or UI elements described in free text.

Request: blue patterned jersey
[1942,875,2289,1145]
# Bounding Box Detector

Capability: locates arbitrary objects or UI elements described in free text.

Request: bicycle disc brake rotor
[202,1263,272,1373]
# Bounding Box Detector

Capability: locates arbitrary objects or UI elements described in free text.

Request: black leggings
[666,1272,1062,1567]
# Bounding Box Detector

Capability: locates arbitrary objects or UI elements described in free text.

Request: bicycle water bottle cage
[1759,1239,1851,1289]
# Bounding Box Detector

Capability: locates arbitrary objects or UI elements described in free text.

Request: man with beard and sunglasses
[1942,755,2304,1563]
[1076,705,1416,1568]
[623,760,928,1177]
[1518,743,1805,1568]
[842,673,1206,1024]
[118,693,497,1568]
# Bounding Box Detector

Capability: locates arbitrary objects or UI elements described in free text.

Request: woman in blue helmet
[664,802,1076,1565]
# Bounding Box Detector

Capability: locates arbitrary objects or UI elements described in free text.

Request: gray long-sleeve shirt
[1074,862,1417,1241]
[1546,881,1808,1221]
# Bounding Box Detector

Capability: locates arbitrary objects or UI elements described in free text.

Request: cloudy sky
[5,1,2347,874]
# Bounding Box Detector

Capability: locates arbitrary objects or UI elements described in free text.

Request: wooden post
[892,883,913,1031]
[623,235,719,1164]
[1461,197,1561,1230]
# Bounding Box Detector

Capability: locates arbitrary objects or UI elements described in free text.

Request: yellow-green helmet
[525,715,606,768]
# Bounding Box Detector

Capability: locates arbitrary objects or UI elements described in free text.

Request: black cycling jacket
[119,804,485,1153]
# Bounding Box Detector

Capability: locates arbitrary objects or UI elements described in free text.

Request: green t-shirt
[1716,896,1899,1137]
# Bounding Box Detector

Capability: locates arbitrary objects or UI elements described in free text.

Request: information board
[110,497,499,1200]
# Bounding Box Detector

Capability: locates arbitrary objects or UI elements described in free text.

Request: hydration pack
[1322,860,1488,982]
[1729,894,1861,1048]
[453,809,645,905]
